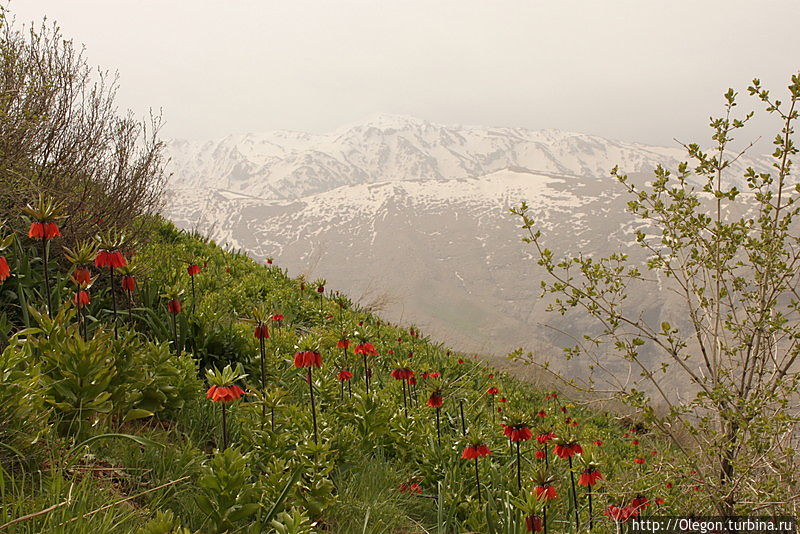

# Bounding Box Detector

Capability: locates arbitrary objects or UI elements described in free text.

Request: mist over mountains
[163,114,771,387]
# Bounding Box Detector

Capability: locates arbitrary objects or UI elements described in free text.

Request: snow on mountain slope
[167,114,767,201]
[163,115,776,386]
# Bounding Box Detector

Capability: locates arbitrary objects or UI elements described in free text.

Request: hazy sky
[10,0,800,146]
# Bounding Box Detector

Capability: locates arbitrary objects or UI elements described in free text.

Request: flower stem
[516,441,522,492]
[41,237,52,318]
[401,379,408,416]
[588,487,594,531]
[308,368,318,445]
[435,407,441,446]
[459,400,466,436]
[221,402,228,449]
[568,456,580,531]
[110,266,118,340]
[474,457,482,504]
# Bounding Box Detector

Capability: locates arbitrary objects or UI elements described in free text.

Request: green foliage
[195,447,261,533]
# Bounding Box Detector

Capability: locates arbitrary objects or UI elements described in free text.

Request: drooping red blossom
[498,397,507,403]
[421,371,440,379]
[397,481,422,494]
[461,444,492,459]
[488,373,494,378]
[537,410,547,418]
[426,392,444,408]
[121,275,136,292]
[408,376,417,385]
[553,442,583,459]
[486,387,499,395]
[665,482,673,489]
[294,350,323,369]
[457,359,464,364]
[354,342,379,356]
[593,440,604,446]
[253,324,269,339]
[536,431,556,444]
[71,267,92,286]
[525,515,544,533]
[167,298,182,314]
[28,222,61,239]
[390,368,414,380]
[271,314,284,321]
[73,290,90,307]
[266,258,273,264]
[534,449,546,460]
[504,425,532,442]
[187,264,201,276]
[630,495,649,511]
[316,285,324,293]
[95,250,127,269]
[337,370,354,382]
[534,484,557,501]
[206,384,245,402]
[604,504,638,522]
[337,339,350,350]
[633,457,646,465]
[631,439,640,446]
[0,256,9,283]
[578,468,603,487]
[655,498,666,506]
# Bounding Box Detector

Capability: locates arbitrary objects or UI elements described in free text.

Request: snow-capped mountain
[163,115,773,386]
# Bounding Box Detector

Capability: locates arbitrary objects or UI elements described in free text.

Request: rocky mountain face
[163,114,771,391]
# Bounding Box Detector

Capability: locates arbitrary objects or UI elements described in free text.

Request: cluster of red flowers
[336,339,349,350]
[206,384,245,403]
[28,222,61,239]
[553,442,583,459]
[578,467,603,486]
[354,342,378,356]
[525,515,543,533]
[534,483,557,501]
[461,444,492,459]
[420,371,440,379]
[293,351,323,369]
[503,424,532,442]
[95,250,127,269]
[167,299,182,314]
[486,386,499,395]
[253,324,269,339]
[337,370,354,382]
[426,391,444,407]
[0,256,9,283]
[73,290,90,307]
[390,368,414,380]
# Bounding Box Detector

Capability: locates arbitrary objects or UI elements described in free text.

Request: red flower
[655,498,666,506]
[337,339,350,350]
[421,371,440,379]
[294,350,323,369]
[578,468,603,486]
[28,222,61,239]
[665,482,673,489]
[187,264,201,276]
[604,505,638,522]
[121,275,136,292]
[631,495,649,511]
[457,359,464,364]
[266,258,273,264]
[390,368,414,380]
[633,457,646,465]
[167,298,182,314]
[631,439,639,446]
[593,440,604,447]
[536,431,556,444]
[0,256,9,283]
[534,484,557,501]
[398,482,422,494]
[534,449,546,460]
[408,376,417,385]
[206,384,245,402]
[537,410,547,418]
[486,387,499,395]
[461,444,492,459]
[553,442,583,459]
[498,397,507,403]
[488,373,494,379]
[354,342,378,356]
[73,290,90,307]
[316,286,324,293]
[505,425,532,442]
[253,324,269,339]
[337,370,354,381]
[525,515,543,533]
[95,250,127,269]
[271,314,284,321]
[71,267,92,286]
[426,393,443,407]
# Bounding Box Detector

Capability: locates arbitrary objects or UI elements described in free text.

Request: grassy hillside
[1,217,684,533]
